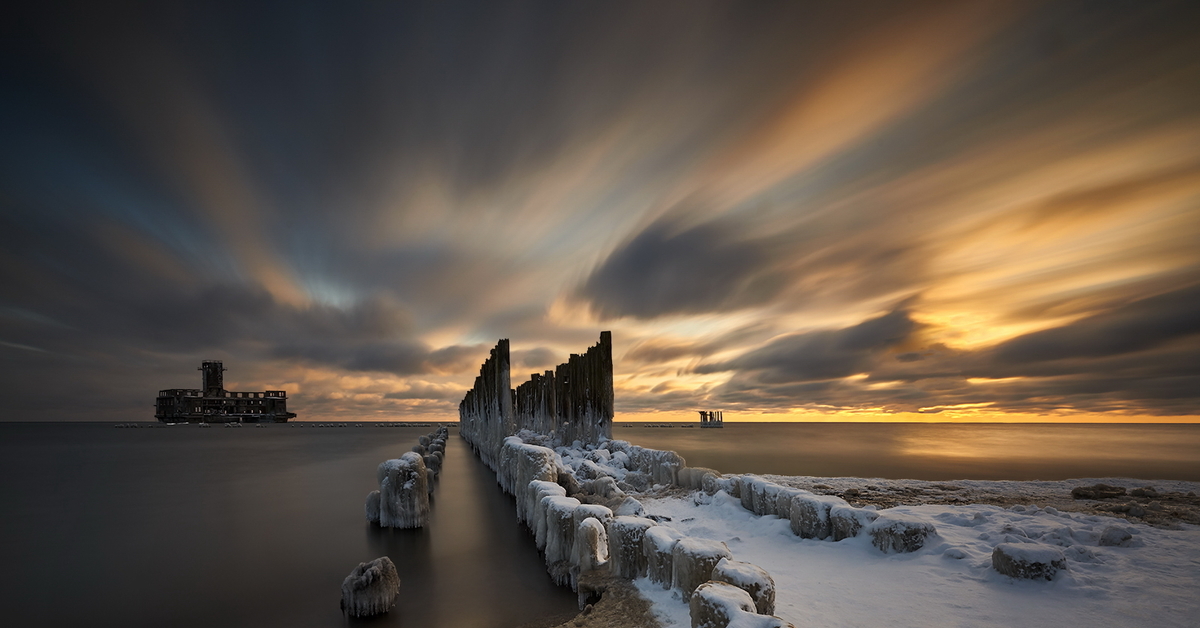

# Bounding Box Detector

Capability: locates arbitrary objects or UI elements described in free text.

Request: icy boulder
[377,453,429,528]
[690,581,796,628]
[644,525,684,588]
[365,490,381,524]
[340,556,400,618]
[868,513,938,553]
[789,494,846,539]
[608,516,657,579]
[710,558,775,615]
[672,537,733,599]
[992,543,1068,580]
[829,504,878,541]
[572,517,609,589]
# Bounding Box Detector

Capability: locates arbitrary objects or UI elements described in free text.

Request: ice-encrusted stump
[627,446,686,486]
[498,437,558,497]
[673,537,734,599]
[572,517,609,589]
[711,558,775,615]
[527,480,567,535]
[544,496,582,583]
[365,490,381,524]
[690,581,754,628]
[678,467,720,491]
[571,505,614,577]
[740,475,760,513]
[340,556,400,618]
[608,516,657,579]
[770,487,808,521]
[868,513,938,553]
[829,504,878,541]
[533,487,569,550]
[690,581,797,628]
[992,543,1067,580]
[378,452,429,528]
[790,494,847,539]
[644,525,684,588]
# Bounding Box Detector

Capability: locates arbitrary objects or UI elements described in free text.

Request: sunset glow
[1,1,1198,422]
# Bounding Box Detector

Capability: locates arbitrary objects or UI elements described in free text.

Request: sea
[2,421,1197,628]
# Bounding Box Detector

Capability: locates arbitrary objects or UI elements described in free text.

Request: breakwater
[458,333,803,628]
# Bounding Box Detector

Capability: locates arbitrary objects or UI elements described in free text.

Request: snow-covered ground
[635,488,1200,628]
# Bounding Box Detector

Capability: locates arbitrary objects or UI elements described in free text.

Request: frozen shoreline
[631,476,1200,628]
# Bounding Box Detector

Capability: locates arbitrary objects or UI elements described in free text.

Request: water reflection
[613,422,1200,481]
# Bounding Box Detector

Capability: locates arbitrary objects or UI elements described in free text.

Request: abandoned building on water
[154,361,296,423]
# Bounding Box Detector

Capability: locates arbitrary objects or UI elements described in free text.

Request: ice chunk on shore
[340,556,400,618]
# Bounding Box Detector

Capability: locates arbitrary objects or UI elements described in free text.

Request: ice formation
[867,512,938,553]
[789,493,845,539]
[365,426,447,528]
[340,556,400,618]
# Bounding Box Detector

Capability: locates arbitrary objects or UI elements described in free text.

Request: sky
[1,0,1198,423]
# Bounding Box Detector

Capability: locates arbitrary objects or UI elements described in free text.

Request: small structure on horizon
[154,360,296,423]
[699,410,724,428]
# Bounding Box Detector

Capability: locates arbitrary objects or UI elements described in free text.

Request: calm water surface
[614,422,1200,481]
[0,423,577,628]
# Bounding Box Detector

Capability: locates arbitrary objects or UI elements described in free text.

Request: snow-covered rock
[868,512,938,553]
[644,525,684,588]
[1098,526,1133,547]
[377,452,429,528]
[672,537,733,599]
[608,515,657,579]
[340,556,400,618]
[711,557,776,615]
[992,542,1068,580]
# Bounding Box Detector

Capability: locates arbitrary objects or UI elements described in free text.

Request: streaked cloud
[1,0,1198,421]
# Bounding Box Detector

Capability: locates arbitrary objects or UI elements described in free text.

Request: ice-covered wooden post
[340,556,401,617]
[608,516,657,579]
[672,537,733,599]
[644,526,683,588]
[377,452,430,528]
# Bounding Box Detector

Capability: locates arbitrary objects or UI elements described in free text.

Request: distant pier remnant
[460,332,614,465]
[699,410,724,428]
[154,361,296,423]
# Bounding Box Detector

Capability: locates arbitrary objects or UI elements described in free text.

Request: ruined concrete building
[154,361,296,423]
[460,332,613,467]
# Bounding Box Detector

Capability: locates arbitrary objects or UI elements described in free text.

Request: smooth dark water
[614,422,1200,481]
[0,423,577,628]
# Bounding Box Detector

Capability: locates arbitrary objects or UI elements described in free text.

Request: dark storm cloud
[576,213,787,319]
[989,283,1200,364]
[697,306,919,383]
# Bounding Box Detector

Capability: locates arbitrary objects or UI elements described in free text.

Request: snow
[636,489,1200,628]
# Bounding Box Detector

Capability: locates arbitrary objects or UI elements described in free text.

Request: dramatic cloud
[2,0,1198,421]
